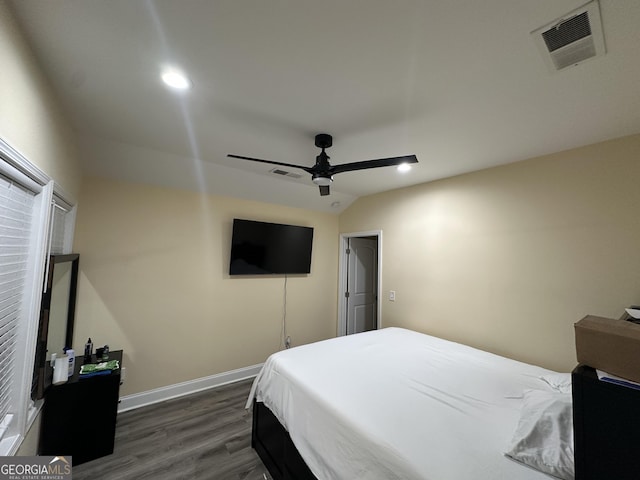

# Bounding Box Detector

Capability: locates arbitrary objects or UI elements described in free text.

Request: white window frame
[50,181,76,258]
[0,137,75,455]
[43,197,76,295]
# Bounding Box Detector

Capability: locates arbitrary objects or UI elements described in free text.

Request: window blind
[0,173,35,439]
[50,204,67,255]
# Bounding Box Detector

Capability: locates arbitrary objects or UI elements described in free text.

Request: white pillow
[540,373,572,394]
[505,389,574,480]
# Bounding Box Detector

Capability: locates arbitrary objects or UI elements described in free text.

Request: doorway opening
[337,230,382,336]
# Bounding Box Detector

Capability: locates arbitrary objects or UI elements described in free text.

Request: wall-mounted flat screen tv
[229,219,314,275]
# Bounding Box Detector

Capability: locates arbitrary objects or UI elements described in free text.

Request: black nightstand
[39,350,123,466]
[572,364,640,480]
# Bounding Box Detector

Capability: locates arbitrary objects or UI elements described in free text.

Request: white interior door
[346,237,378,335]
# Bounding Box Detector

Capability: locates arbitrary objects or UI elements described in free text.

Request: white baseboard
[118,363,263,413]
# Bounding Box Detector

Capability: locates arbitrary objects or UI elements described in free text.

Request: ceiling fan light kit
[228,134,418,196]
[161,68,191,90]
[312,175,332,186]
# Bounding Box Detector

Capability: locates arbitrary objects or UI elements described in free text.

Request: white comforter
[247,327,560,480]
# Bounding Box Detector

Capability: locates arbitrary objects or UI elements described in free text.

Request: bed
[246,327,574,480]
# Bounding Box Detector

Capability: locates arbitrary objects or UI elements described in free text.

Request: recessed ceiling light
[397,163,412,173]
[161,68,191,90]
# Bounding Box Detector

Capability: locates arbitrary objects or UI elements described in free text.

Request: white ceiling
[9,0,640,213]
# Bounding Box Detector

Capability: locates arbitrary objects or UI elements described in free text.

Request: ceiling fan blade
[319,185,330,196]
[330,155,418,175]
[227,154,314,174]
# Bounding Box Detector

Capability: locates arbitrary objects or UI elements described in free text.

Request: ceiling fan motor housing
[315,133,332,149]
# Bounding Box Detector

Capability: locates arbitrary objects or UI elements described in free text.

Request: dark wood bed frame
[252,399,317,480]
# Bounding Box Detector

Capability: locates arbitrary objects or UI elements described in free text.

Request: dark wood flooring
[72,378,272,480]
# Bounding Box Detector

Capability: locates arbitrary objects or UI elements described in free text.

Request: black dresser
[572,364,640,480]
[39,350,123,465]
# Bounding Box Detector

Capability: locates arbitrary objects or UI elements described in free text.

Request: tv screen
[229,219,313,275]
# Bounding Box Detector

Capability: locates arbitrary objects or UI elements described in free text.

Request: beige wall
[340,134,640,372]
[73,177,339,396]
[0,2,81,198]
[0,3,83,456]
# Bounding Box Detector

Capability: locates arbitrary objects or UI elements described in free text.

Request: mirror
[32,254,79,400]
[46,261,73,361]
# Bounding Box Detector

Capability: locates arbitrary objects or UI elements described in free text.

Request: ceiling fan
[228,134,418,196]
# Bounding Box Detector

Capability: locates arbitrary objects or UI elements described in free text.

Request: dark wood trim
[57,253,79,349]
[32,253,80,400]
[252,400,317,480]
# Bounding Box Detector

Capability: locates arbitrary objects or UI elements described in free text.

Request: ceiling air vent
[269,168,302,179]
[531,0,605,72]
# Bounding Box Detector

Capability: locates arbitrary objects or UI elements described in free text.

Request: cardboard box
[575,315,640,383]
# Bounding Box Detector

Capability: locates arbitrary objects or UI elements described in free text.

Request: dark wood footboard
[252,399,317,480]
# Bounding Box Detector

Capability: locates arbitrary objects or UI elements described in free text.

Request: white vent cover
[269,168,302,179]
[531,0,605,72]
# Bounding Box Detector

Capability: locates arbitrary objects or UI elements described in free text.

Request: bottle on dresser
[84,338,93,362]
[64,347,75,378]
